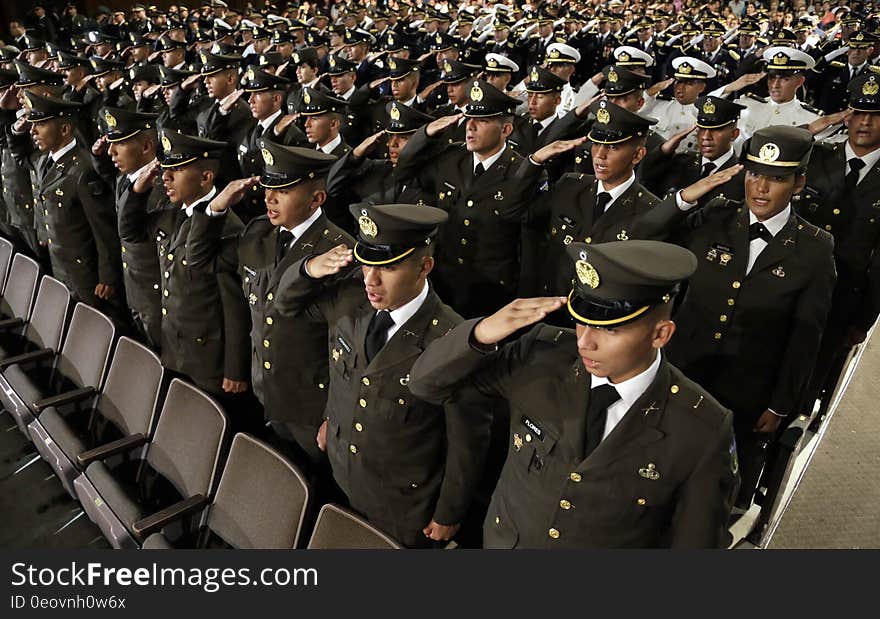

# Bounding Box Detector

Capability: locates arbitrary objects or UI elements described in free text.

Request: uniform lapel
[748,212,798,278]
[366,290,440,374]
[592,180,643,239]
[558,358,590,461]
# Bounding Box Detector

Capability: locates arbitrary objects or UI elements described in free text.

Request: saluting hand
[473,297,568,346]
[273,112,300,136]
[218,88,243,113]
[531,136,588,164]
[369,75,389,89]
[109,77,125,91]
[132,159,160,194]
[143,84,161,99]
[353,129,385,158]
[423,520,460,542]
[0,86,19,111]
[808,109,852,135]
[646,77,674,98]
[306,244,353,279]
[418,79,443,101]
[91,135,108,156]
[678,164,744,204]
[209,177,261,213]
[661,125,696,155]
[426,113,463,137]
[723,72,766,95]
[181,73,201,91]
[574,92,604,118]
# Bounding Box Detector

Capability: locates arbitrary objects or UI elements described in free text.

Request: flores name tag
[520,416,544,441]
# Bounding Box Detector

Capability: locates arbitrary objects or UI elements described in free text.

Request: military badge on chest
[706,243,733,266]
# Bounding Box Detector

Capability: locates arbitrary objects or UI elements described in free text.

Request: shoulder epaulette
[869,65,880,75]
[800,102,822,115]
[829,60,845,68]
[728,49,740,61]
[745,92,767,103]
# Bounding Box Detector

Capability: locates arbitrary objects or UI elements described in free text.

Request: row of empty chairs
[0,236,400,550]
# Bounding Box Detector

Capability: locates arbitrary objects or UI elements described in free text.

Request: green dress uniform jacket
[276,263,492,547]
[394,126,543,317]
[1,112,40,256]
[408,320,738,548]
[118,190,251,395]
[187,210,353,461]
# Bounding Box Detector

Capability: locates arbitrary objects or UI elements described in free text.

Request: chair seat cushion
[38,407,88,463]
[142,533,175,549]
[2,363,46,412]
[84,460,148,529]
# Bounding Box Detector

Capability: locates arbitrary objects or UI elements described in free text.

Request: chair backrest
[97,337,164,438]
[25,276,71,352]
[206,433,310,549]
[56,303,115,390]
[146,379,227,500]
[0,237,13,292]
[0,254,39,321]
[307,504,402,549]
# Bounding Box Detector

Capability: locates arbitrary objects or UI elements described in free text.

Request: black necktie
[585,384,621,457]
[847,158,865,189]
[275,229,293,263]
[749,222,774,243]
[116,175,132,201]
[529,120,541,142]
[473,162,485,179]
[700,161,716,179]
[593,191,612,222]
[39,156,54,181]
[364,310,395,363]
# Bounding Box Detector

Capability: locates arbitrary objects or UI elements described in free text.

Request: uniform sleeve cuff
[675,190,698,211]
[468,321,499,353]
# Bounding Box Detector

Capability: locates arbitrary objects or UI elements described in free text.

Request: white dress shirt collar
[702,147,735,169]
[845,141,880,183]
[339,85,356,100]
[317,133,342,154]
[534,113,556,134]
[382,280,430,343]
[50,138,77,162]
[597,172,636,209]
[591,349,662,439]
[127,160,154,184]
[282,206,323,241]
[473,143,507,173]
[183,185,218,217]
[259,108,283,133]
[748,203,791,237]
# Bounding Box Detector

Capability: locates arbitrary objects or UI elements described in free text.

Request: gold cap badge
[389,104,400,121]
[702,99,716,115]
[470,82,484,102]
[160,134,171,153]
[303,90,311,105]
[596,105,611,125]
[864,77,879,96]
[104,111,117,128]
[607,69,619,83]
[618,51,630,62]
[261,148,274,166]
[575,256,600,289]
[758,142,780,163]
[358,208,378,238]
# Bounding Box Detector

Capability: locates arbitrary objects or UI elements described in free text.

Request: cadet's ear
[792,173,807,195]
[652,318,676,349]
[419,254,435,278]
[310,187,327,209]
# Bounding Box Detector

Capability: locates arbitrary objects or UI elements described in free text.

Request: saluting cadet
[21,92,123,313]
[483,53,519,94]
[409,240,738,548]
[274,204,492,548]
[431,58,480,141]
[797,75,880,415]
[393,79,543,318]
[639,95,747,207]
[92,107,163,349]
[631,126,836,511]
[640,56,715,154]
[814,31,878,115]
[712,47,823,144]
[187,143,353,468]
[527,99,660,300]
[119,129,251,405]
[699,19,740,91]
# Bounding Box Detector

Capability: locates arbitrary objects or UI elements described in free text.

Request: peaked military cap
[739,19,761,34]
[325,53,357,76]
[603,64,647,97]
[0,47,20,62]
[387,56,420,80]
[464,78,519,118]
[158,128,226,168]
[241,65,290,92]
[793,17,814,33]
[613,45,654,69]
[250,25,272,41]
[386,100,434,134]
[89,55,125,77]
[702,19,727,36]
[306,30,331,48]
[56,50,92,70]
[680,19,702,34]
[159,64,195,87]
[124,31,150,49]
[298,86,347,115]
[441,58,480,84]
[100,107,159,142]
[484,53,519,73]
[672,56,716,80]
[769,29,798,45]
[0,69,19,89]
[291,47,319,66]
[271,30,295,46]
[19,35,46,53]
[545,43,582,63]
[24,91,82,122]
[258,140,336,189]
[849,74,880,112]
[565,240,697,327]
[351,204,448,266]
[130,62,161,83]
[849,31,879,49]
[632,16,654,30]
[14,60,63,87]
[742,125,812,176]
[428,31,458,53]
[762,46,816,72]
[588,99,657,144]
[343,29,374,46]
[695,95,746,128]
[199,51,241,75]
[525,64,566,93]
[256,52,284,68]
[154,33,186,52]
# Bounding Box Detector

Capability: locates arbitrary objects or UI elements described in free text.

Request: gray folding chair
[0,275,70,366]
[143,433,310,549]
[0,236,13,291]
[29,337,164,498]
[0,302,114,436]
[0,256,43,359]
[74,378,228,549]
[307,504,402,549]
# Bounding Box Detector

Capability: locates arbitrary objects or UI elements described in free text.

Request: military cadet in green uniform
[187,142,354,467]
[119,129,251,404]
[639,95,746,208]
[631,126,836,511]
[23,92,123,312]
[394,79,543,318]
[93,106,164,349]
[408,240,738,548]
[275,204,492,548]
[526,99,660,301]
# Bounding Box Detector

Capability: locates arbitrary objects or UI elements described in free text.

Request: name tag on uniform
[443,181,457,191]
[238,144,249,154]
[337,335,352,355]
[520,416,544,441]
[709,243,734,266]
[243,266,257,277]
[558,215,576,227]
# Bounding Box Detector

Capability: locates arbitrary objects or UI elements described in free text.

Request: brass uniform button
[732,281,741,289]
[167,254,174,261]
[559,499,572,510]
[161,308,167,316]
[670,385,679,394]
[264,361,271,370]
[267,293,274,301]
[714,332,722,339]
[637,498,647,506]
[361,377,370,386]
[263,339,270,348]
[266,316,273,325]
[359,398,367,408]
[548,528,560,539]
[525,434,532,442]
[727,298,735,306]
[354,422,363,432]
[719,315,727,322]
[349,444,358,454]
[569,472,582,482]
[163,290,169,297]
